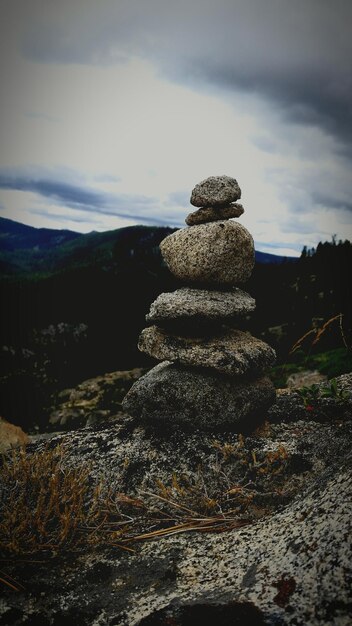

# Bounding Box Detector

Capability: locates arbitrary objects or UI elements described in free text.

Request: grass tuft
[0,444,125,556]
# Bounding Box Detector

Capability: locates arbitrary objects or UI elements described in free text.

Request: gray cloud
[310,191,352,214]
[267,162,352,218]
[2,0,351,249]
[0,168,169,226]
[280,218,317,236]
[168,191,190,207]
[24,110,60,123]
[255,240,302,252]
[15,0,352,149]
[198,61,352,150]
[0,173,105,207]
[30,209,103,225]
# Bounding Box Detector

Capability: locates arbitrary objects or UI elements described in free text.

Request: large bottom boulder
[122,361,276,430]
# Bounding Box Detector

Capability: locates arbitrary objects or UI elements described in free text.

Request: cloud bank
[0,0,351,254]
[20,0,352,149]
[0,168,175,226]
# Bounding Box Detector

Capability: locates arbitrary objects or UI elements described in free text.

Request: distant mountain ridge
[0,216,81,251]
[0,216,296,277]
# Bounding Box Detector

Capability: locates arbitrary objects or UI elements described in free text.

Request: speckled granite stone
[122,361,276,428]
[160,221,255,286]
[138,327,276,376]
[1,374,352,625]
[146,287,255,325]
[185,203,244,225]
[190,175,241,207]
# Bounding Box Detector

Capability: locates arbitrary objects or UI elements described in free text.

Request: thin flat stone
[122,361,276,430]
[138,326,276,376]
[160,221,255,286]
[190,175,241,207]
[146,287,255,324]
[185,203,244,226]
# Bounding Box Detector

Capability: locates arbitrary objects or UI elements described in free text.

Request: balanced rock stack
[123,176,276,430]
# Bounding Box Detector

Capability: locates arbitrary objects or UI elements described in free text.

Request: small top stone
[190,175,241,207]
[186,203,244,226]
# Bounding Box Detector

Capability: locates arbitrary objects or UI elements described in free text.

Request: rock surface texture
[123,361,276,429]
[160,221,255,286]
[1,374,351,625]
[123,175,276,430]
[146,287,255,325]
[138,327,276,376]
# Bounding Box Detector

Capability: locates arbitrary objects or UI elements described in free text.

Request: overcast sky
[1,0,351,256]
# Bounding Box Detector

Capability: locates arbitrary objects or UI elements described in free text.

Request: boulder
[0,417,29,454]
[146,287,255,326]
[160,221,255,286]
[122,361,276,429]
[186,203,244,225]
[190,175,241,207]
[1,374,352,625]
[139,326,276,376]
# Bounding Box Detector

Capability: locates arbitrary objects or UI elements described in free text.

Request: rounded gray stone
[185,203,244,226]
[138,326,276,376]
[190,175,241,207]
[122,361,276,429]
[146,287,255,325]
[160,221,255,286]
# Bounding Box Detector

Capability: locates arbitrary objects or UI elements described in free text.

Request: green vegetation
[270,347,352,388]
[297,377,350,409]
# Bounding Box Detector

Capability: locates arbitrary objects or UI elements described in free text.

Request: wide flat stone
[122,361,276,430]
[138,326,276,376]
[190,175,241,207]
[146,287,255,326]
[160,221,255,286]
[185,203,244,226]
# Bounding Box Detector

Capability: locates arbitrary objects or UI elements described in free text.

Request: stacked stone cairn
[123,176,277,430]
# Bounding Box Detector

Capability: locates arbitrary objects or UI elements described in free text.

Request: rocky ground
[0,373,351,625]
[47,368,147,431]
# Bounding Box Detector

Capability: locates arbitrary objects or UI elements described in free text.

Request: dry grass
[0,444,125,556]
[0,435,291,566]
[138,435,291,536]
[290,313,350,355]
[0,443,240,560]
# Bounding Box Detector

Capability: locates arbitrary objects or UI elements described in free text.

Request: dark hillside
[0,216,80,252]
[0,218,176,277]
